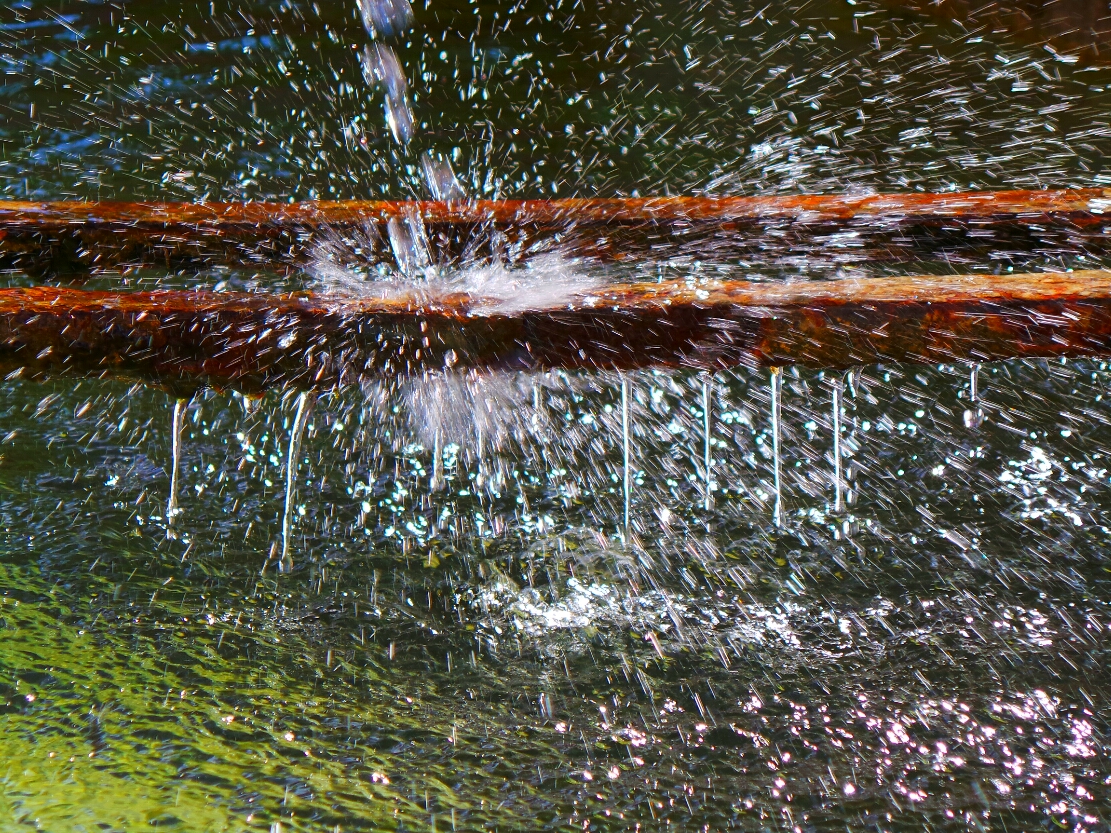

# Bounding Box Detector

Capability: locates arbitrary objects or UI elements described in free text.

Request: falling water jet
[621,374,631,537]
[702,373,713,512]
[430,428,445,492]
[831,375,844,515]
[420,151,466,202]
[964,362,984,429]
[166,397,188,529]
[474,421,486,492]
[358,0,413,39]
[281,390,315,574]
[385,209,432,278]
[770,368,783,529]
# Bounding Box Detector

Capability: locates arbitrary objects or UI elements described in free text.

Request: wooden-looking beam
[0,269,1108,390]
[1,189,1109,271]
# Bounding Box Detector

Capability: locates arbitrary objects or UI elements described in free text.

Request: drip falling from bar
[475,423,485,491]
[964,362,984,429]
[702,374,713,512]
[832,376,844,515]
[281,390,315,574]
[621,375,631,535]
[770,368,783,528]
[167,397,187,528]
[431,429,445,492]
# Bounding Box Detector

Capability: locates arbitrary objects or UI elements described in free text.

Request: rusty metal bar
[1,269,1110,390]
[4,189,1110,225]
[2,189,1110,271]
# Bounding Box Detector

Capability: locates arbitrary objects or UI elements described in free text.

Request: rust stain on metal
[0,189,1108,225]
[0,269,1110,390]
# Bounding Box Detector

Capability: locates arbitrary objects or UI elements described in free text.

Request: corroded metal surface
[1,269,1110,390]
[3,189,1110,225]
[1,189,1110,271]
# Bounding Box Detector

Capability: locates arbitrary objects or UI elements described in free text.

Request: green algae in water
[2,0,1111,829]
[0,364,1106,830]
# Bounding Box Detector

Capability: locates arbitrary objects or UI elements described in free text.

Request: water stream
[281,390,315,574]
[0,0,1110,830]
[166,396,188,528]
[621,373,631,536]
[702,373,713,512]
[770,367,783,528]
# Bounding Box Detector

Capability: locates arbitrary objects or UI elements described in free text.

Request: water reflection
[0,358,1107,828]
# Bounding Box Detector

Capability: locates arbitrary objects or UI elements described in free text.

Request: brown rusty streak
[1,189,1109,227]
[0,269,1110,389]
[1,189,1110,271]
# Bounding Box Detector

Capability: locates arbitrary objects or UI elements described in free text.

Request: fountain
[0,0,1108,830]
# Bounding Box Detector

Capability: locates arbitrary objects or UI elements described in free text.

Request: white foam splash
[309,238,607,468]
[446,253,607,314]
[308,247,606,314]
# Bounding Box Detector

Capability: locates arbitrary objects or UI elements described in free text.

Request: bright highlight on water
[0,0,1109,830]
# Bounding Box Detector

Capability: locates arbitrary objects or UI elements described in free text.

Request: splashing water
[4,0,1111,830]
[399,369,542,452]
[310,249,606,312]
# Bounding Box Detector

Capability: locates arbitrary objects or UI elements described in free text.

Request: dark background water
[0,1,1109,830]
[6,0,1111,202]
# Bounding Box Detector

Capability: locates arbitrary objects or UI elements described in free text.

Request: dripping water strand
[167,397,188,528]
[281,390,315,574]
[964,362,984,429]
[770,368,783,528]
[621,374,631,536]
[702,373,712,512]
[832,375,844,515]
[431,428,444,492]
[475,421,485,490]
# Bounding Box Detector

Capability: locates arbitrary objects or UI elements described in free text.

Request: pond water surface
[0,0,1109,830]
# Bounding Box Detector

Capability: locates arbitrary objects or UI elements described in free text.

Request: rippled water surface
[1,0,1111,830]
